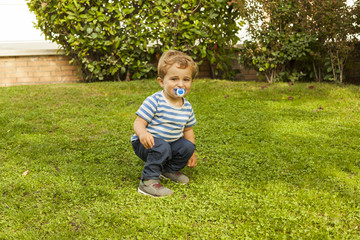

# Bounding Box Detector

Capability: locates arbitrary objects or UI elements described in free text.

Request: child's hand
[134,116,154,149]
[139,132,155,149]
[187,152,197,167]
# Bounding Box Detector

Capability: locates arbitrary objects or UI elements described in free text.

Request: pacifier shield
[174,88,186,97]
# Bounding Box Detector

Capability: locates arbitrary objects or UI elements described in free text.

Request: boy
[131,50,198,197]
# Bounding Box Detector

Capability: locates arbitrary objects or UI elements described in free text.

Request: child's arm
[183,127,197,167]
[134,116,154,149]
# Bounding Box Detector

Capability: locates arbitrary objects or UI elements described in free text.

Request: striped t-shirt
[131,91,196,142]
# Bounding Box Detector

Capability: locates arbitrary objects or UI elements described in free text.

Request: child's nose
[178,80,185,87]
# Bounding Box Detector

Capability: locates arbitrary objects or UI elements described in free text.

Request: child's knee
[184,140,196,155]
[173,138,196,158]
[151,138,172,157]
[188,140,196,153]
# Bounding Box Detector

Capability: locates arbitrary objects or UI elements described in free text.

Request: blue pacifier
[174,88,186,97]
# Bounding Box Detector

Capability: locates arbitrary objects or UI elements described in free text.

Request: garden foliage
[27,0,242,81]
[235,0,358,83]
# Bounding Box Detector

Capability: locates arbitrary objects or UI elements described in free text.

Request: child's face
[157,63,193,102]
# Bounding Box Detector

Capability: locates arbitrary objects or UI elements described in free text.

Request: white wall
[0,0,46,42]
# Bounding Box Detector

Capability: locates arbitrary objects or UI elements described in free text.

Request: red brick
[0,78,17,84]
[28,60,57,67]
[28,71,51,77]
[17,56,38,62]
[41,56,58,61]
[26,56,56,62]
[0,57,15,62]
[51,70,73,76]
[62,76,82,81]
[16,66,39,72]
[0,67,9,73]
[56,55,71,60]
[6,72,28,78]
[39,76,63,82]
[39,66,61,71]
[18,77,40,83]
[61,65,79,71]
[0,61,28,68]
[55,60,71,66]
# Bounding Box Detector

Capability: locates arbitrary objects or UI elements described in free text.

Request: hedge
[27,0,242,81]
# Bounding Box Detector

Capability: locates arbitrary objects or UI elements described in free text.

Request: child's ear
[157,77,164,88]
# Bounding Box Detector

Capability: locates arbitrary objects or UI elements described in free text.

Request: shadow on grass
[193,81,360,199]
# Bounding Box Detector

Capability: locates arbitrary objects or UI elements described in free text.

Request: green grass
[1,79,360,239]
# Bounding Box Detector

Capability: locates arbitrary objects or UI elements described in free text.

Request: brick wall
[0,54,257,87]
[0,55,82,87]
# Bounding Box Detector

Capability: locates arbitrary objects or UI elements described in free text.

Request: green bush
[239,32,314,83]
[234,0,357,83]
[27,0,242,81]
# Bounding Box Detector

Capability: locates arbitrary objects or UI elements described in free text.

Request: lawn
[0,79,360,239]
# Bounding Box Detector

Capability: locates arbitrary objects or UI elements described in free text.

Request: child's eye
[184,78,191,82]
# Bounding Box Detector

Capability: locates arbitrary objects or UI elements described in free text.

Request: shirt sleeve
[136,95,158,123]
[185,109,197,128]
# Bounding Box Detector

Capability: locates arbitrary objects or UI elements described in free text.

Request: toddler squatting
[131,50,198,197]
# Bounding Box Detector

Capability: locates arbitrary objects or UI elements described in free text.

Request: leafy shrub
[234,0,358,83]
[27,0,242,81]
[239,32,314,83]
[234,0,314,82]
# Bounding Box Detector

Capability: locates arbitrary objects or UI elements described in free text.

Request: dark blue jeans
[131,137,196,180]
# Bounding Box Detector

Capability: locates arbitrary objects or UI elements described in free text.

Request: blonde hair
[157,50,198,79]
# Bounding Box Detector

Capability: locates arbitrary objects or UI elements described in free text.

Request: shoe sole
[137,187,172,198]
[137,188,159,198]
[159,174,168,180]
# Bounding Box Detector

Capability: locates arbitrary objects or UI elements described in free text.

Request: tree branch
[191,0,202,14]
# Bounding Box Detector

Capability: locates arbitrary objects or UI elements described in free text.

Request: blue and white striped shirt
[131,91,196,142]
